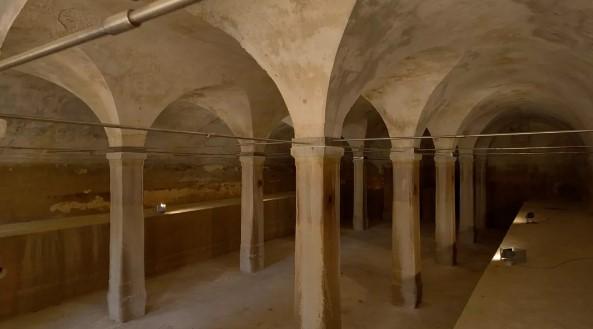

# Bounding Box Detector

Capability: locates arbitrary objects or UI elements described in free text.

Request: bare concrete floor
[0,223,501,329]
[455,202,593,329]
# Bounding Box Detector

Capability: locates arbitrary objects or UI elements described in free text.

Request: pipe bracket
[102,10,139,35]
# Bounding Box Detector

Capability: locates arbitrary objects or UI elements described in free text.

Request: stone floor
[0,222,502,329]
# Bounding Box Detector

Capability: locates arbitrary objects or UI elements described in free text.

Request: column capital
[239,153,266,167]
[291,144,344,160]
[434,151,456,164]
[106,149,147,161]
[352,152,366,161]
[239,152,266,160]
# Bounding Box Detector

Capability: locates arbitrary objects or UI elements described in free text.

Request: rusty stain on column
[292,142,343,329]
[391,149,423,308]
[434,151,457,266]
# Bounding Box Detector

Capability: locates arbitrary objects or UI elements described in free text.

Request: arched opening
[263,121,297,247]
[340,141,355,227]
[476,113,591,231]
[0,71,111,317]
[143,100,243,277]
[419,129,436,233]
[145,100,241,209]
[263,121,295,195]
[365,115,392,227]
[340,97,391,229]
[142,99,297,282]
[0,71,109,220]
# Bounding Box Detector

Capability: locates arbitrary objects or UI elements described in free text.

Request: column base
[458,229,475,246]
[107,288,146,322]
[392,274,422,308]
[435,244,457,266]
[353,217,368,231]
[474,228,487,243]
[240,244,265,273]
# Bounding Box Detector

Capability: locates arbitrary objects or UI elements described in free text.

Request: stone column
[292,143,343,329]
[106,151,147,322]
[475,156,487,236]
[459,153,475,245]
[434,151,457,265]
[391,149,423,308]
[239,153,266,273]
[383,163,393,221]
[352,153,368,231]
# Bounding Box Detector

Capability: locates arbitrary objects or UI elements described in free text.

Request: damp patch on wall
[203,164,225,173]
[144,182,242,206]
[49,196,110,214]
[0,119,6,139]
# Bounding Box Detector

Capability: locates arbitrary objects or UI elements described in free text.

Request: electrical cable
[517,257,593,270]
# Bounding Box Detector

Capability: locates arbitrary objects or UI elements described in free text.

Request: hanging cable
[0,113,302,144]
[0,145,295,159]
[336,128,593,143]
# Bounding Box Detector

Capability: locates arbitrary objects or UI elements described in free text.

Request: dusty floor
[0,222,502,329]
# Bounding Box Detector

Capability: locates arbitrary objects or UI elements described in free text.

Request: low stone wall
[0,193,295,319]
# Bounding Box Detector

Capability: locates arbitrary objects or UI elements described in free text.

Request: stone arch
[1,1,125,146]
[143,97,243,207]
[193,0,358,138]
[0,0,28,47]
[11,51,123,146]
[0,70,109,155]
[418,128,437,229]
[420,44,593,142]
[146,94,241,155]
[145,84,261,156]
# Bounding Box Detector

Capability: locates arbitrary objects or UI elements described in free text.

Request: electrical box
[500,248,527,266]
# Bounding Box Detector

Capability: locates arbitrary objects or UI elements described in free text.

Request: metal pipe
[0,145,294,159]
[0,113,298,144]
[471,145,592,151]
[473,151,593,156]
[0,0,204,72]
[365,150,593,161]
[127,0,202,24]
[344,145,593,154]
[336,128,593,142]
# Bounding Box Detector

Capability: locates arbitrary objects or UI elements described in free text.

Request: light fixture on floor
[526,211,537,224]
[500,247,527,266]
[156,202,167,214]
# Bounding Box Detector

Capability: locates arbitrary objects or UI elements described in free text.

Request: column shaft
[475,157,487,235]
[434,153,457,265]
[106,152,147,322]
[240,154,266,273]
[459,154,475,245]
[352,156,368,231]
[391,151,423,308]
[292,144,343,329]
[383,164,393,221]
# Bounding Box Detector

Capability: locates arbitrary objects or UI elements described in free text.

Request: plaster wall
[0,196,295,319]
[481,120,590,229]
[0,70,297,320]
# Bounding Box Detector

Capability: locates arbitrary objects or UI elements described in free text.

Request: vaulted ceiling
[1,0,592,148]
